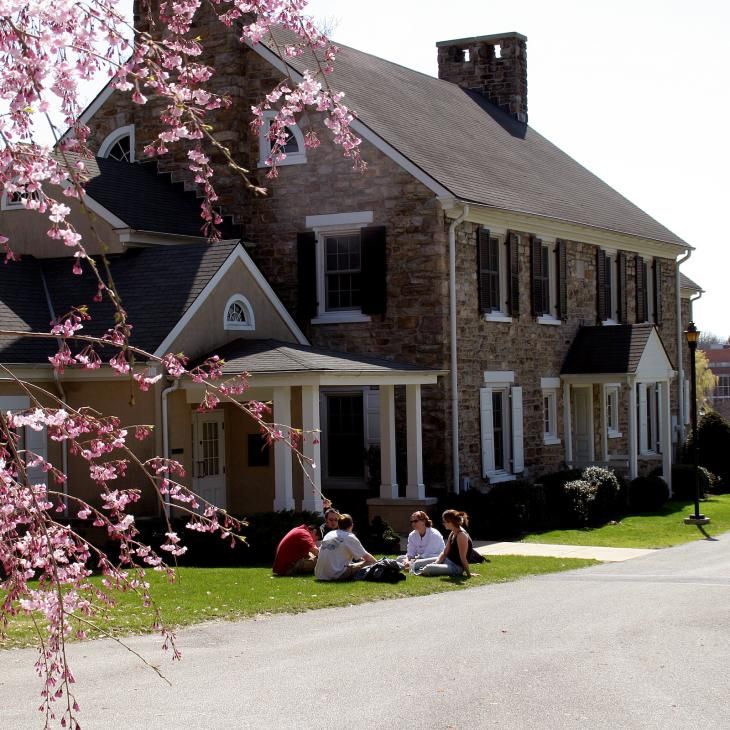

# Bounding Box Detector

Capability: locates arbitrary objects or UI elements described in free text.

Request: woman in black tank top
[411,509,475,577]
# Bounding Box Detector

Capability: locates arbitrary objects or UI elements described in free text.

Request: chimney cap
[436,32,527,47]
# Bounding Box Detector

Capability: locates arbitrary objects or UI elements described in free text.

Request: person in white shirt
[401,510,445,572]
[314,514,376,581]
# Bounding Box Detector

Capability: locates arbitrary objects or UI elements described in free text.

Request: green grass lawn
[522,494,730,549]
[1,555,594,650]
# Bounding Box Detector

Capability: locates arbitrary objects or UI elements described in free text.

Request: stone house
[0,11,704,529]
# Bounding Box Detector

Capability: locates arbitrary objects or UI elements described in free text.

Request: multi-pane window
[492,390,506,470]
[535,244,551,316]
[717,375,730,399]
[606,386,620,436]
[637,383,661,454]
[226,301,247,324]
[258,112,306,166]
[325,233,361,311]
[541,378,560,445]
[223,295,255,331]
[107,135,132,162]
[201,421,220,476]
[481,235,501,312]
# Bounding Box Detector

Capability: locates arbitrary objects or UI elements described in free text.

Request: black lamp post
[684,321,709,525]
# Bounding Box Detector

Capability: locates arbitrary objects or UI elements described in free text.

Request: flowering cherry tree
[0,1,361,727]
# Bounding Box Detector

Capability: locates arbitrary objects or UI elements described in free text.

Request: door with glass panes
[193,410,226,510]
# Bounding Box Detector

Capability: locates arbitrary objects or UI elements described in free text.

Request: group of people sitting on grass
[272,504,478,581]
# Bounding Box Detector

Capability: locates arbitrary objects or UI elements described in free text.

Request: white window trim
[258,111,306,168]
[541,377,561,445]
[600,249,620,325]
[480,374,524,480]
[534,237,560,321]
[605,384,622,438]
[98,124,136,161]
[638,382,660,455]
[1,183,44,211]
[223,294,255,331]
[306,211,374,325]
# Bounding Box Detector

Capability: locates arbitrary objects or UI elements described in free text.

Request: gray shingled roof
[679,272,703,292]
[561,324,673,374]
[84,158,240,238]
[264,32,688,248]
[197,338,441,375]
[0,241,239,363]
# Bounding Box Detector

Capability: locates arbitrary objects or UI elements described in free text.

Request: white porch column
[563,383,572,465]
[379,384,398,499]
[660,380,673,494]
[406,384,425,499]
[301,385,323,512]
[272,386,294,511]
[628,379,638,479]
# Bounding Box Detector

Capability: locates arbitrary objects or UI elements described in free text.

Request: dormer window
[223,295,255,331]
[98,125,135,162]
[1,184,43,211]
[258,111,306,168]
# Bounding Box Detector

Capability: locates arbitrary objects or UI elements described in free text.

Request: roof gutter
[448,204,469,493]
[675,248,692,444]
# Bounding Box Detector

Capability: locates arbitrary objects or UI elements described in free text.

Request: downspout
[675,249,692,444]
[448,203,469,493]
[161,378,181,519]
[40,267,69,511]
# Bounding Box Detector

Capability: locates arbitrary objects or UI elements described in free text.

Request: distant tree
[699,331,728,349]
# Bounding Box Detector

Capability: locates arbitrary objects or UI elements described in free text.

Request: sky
[302,0,729,339]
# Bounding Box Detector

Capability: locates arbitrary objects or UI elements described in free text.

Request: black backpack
[356,558,406,583]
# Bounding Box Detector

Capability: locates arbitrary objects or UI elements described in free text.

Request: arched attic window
[98,125,136,162]
[223,294,255,331]
[257,111,306,168]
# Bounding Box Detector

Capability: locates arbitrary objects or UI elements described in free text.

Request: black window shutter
[361,225,387,315]
[557,239,567,321]
[653,259,662,324]
[297,231,317,321]
[508,231,520,316]
[477,228,491,315]
[530,237,543,317]
[635,256,647,322]
[618,252,628,323]
[596,248,608,322]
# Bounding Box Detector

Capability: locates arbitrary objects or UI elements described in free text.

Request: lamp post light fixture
[684,321,710,525]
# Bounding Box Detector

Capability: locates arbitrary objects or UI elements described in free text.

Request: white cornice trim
[442,201,691,259]
[119,231,210,246]
[153,242,308,357]
[247,40,452,200]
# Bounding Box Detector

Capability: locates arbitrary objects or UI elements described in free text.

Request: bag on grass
[355,558,406,583]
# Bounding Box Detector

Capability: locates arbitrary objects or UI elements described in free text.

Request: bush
[581,466,623,522]
[671,464,712,500]
[628,474,669,512]
[562,480,596,527]
[362,515,401,554]
[684,411,730,488]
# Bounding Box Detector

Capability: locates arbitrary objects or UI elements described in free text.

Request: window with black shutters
[478,231,501,312]
[324,233,361,311]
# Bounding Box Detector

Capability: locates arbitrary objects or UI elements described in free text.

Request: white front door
[193,410,226,510]
[572,387,593,465]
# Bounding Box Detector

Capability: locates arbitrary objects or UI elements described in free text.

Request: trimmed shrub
[671,464,712,500]
[581,466,623,523]
[363,515,401,554]
[684,411,730,489]
[628,474,669,512]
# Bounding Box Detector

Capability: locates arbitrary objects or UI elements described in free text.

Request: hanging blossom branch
[0,2,352,727]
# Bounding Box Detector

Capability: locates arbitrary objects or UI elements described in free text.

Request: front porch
[167,339,444,529]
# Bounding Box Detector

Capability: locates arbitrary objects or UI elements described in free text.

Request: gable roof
[261,31,688,249]
[0,241,241,363]
[83,158,240,238]
[561,324,674,375]
[679,272,703,293]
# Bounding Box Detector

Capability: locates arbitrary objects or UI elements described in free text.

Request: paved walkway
[473,540,655,562]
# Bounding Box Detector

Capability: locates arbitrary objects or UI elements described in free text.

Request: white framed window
[98,125,135,162]
[0,396,48,487]
[480,232,510,321]
[480,371,524,482]
[602,250,619,324]
[258,111,306,168]
[541,377,561,445]
[535,239,560,325]
[637,382,661,454]
[306,211,373,324]
[223,294,255,331]
[605,385,622,438]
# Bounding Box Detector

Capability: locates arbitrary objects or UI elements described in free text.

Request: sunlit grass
[522,495,730,549]
[1,555,595,649]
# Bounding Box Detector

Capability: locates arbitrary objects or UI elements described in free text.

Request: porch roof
[196,338,444,383]
[561,324,675,378]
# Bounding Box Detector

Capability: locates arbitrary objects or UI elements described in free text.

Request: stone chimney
[436,32,528,123]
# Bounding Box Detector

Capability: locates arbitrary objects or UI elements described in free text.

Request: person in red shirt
[272,524,320,576]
